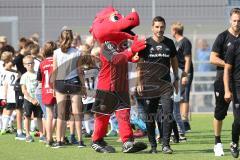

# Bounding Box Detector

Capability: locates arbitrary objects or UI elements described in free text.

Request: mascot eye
[110,15,119,22]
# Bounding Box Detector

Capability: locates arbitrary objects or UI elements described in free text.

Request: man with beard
[210,7,240,157]
[137,16,179,154]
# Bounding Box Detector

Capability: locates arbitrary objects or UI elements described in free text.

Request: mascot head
[90,6,140,44]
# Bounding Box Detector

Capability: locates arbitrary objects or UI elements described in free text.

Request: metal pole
[41,0,45,46]
[12,17,18,49]
[152,0,155,19]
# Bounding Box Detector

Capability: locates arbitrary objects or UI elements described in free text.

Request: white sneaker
[214,143,224,156]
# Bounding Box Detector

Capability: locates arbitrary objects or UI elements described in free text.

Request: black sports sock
[215,136,221,144]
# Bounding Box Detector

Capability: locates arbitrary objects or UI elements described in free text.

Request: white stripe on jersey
[82,68,99,104]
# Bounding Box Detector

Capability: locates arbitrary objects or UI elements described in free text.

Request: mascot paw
[131,36,146,53]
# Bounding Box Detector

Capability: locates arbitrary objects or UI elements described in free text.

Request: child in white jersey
[0,51,18,135]
[0,54,4,131]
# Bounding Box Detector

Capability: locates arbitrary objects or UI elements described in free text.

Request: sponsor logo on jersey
[149,53,170,58]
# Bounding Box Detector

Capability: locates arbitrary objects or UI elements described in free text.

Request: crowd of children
[0,27,188,150]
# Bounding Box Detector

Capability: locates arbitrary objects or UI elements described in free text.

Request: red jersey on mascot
[89,6,147,153]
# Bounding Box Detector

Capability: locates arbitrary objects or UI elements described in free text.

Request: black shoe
[162,145,173,154]
[85,131,93,138]
[122,141,147,153]
[91,139,116,153]
[45,140,54,147]
[69,135,78,144]
[173,137,179,143]
[184,122,191,132]
[51,141,64,149]
[149,147,158,154]
[63,136,70,145]
[179,134,187,142]
[78,141,86,148]
[171,135,179,143]
[6,127,16,133]
[230,142,239,158]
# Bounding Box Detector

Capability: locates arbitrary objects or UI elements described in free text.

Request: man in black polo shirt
[224,39,240,158]
[137,16,179,154]
[210,7,240,157]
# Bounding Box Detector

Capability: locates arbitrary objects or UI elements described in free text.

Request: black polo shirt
[225,39,240,87]
[212,30,240,78]
[139,36,177,82]
[175,37,193,72]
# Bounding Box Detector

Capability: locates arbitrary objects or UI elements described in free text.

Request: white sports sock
[8,111,16,128]
[2,115,10,131]
[8,120,13,128]
[84,120,91,134]
[17,129,22,135]
[11,110,17,120]
[30,119,38,131]
[109,120,114,131]
[89,118,94,131]
[0,115,2,130]
[109,115,117,131]
[82,122,85,130]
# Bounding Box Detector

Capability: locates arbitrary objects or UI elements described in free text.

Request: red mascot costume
[89,6,147,153]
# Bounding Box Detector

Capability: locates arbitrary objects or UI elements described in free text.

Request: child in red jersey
[37,41,57,146]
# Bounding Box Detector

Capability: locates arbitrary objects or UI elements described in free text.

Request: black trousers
[232,85,240,144]
[143,93,173,148]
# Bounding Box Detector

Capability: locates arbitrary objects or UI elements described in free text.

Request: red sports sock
[92,113,110,142]
[115,109,133,143]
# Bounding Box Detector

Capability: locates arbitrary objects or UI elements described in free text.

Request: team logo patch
[105,41,117,51]
[150,47,154,53]
[165,47,170,51]
[156,45,162,51]
[106,43,114,50]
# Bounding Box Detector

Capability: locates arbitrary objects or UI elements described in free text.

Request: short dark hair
[0,45,15,55]
[230,8,240,16]
[152,16,166,26]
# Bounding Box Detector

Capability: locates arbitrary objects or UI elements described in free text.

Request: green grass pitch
[0,114,234,160]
